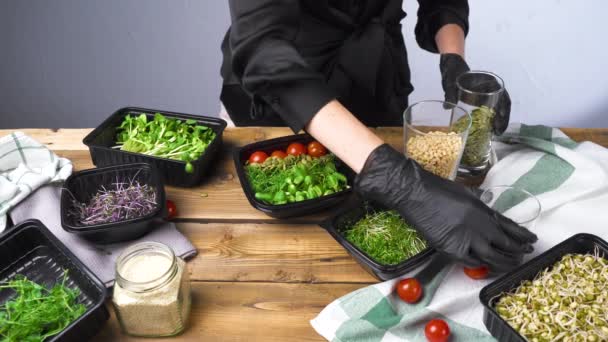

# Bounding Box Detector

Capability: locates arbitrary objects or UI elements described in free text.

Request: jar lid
[115,241,178,292]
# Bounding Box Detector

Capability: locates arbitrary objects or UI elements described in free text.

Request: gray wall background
[2,0,607,129]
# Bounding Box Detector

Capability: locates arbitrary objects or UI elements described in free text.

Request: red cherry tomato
[166,200,177,219]
[307,141,327,157]
[271,150,288,159]
[248,151,268,164]
[425,319,450,342]
[396,278,423,304]
[286,142,306,156]
[464,266,490,280]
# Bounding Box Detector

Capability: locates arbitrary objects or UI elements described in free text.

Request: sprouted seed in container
[454,106,494,167]
[494,250,608,342]
[406,131,463,179]
[68,180,157,225]
[343,210,427,265]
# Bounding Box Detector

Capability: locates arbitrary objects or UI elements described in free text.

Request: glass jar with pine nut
[403,101,471,180]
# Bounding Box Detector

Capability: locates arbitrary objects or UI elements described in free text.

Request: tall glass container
[403,100,471,180]
[112,242,191,337]
[455,71,505,176]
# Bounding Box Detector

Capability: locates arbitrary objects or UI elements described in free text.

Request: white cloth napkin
[311,124,608,341]
[0,132,72,232]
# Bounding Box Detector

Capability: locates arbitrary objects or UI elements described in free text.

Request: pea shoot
[343,210,427,265]
[0,271,86,341]
[115,113,216,173]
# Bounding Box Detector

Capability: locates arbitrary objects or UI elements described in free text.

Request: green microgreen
[114,113,216,173]
[245,154,349,205]
[0,271,87,342]
[342,210,427,265]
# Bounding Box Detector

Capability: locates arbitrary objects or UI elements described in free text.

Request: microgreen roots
[343,210,427,265]
[0,272,86,341]
[494,250,608,341]
[68,180,157,225]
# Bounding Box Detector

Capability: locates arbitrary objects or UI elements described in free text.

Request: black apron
[220,0,412,128]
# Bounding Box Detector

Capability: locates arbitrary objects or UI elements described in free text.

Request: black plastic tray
[0,220,109,342]
[83,107,227,187]
[321,200,435,281]
[480,233,608,342]
[233,134,355,219]
[61,163,167,244]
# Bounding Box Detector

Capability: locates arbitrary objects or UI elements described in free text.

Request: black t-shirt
[221,0,469,132]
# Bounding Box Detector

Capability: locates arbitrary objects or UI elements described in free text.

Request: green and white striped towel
[0,132,72,232]
[311,124,608,341]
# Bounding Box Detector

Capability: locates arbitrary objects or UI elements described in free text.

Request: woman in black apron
[220,0,536,271]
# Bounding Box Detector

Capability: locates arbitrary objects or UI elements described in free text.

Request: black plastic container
[321,200,435,281]
[83,107,227,187]
[234,134,355,219]
[0,220,109,342]
[61,163,167,244]
[480,234,608,342]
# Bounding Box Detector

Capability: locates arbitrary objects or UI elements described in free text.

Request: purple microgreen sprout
[67,177,158,226]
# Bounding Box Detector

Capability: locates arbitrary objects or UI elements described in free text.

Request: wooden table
[3,127,608,341]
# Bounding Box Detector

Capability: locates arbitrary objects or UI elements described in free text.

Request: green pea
[304,175,312,186]
[255,192,273,202]
[273,191,286,203]
[333,172,347,183]
[185,162,194,174]
[288,184,297,195]
[326,174,338,190]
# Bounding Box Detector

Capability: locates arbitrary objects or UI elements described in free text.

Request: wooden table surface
[3,127,608,341]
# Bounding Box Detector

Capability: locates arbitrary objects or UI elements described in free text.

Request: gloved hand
[440,53,511,135]
[355,144,538,271]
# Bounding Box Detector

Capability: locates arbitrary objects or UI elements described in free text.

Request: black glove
[440,53,511,135]
[355,144,538,271]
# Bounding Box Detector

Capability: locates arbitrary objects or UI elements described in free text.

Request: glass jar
[403,100,471,180]
[112,242,191,337]
[456,70,505,176]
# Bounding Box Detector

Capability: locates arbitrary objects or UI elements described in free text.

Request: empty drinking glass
[480,186,541,230]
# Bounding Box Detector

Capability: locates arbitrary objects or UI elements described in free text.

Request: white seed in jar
[406,131,462,179]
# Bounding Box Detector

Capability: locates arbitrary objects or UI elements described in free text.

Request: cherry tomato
[463,266,490,280]
[166,200,177,219]
[271,150,288,159]
[396,278,423,304]
[248,151,268,164]
[286,142,306,156]
[425,319,450,342]
[307,141,327,157]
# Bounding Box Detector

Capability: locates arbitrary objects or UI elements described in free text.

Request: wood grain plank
[92,282,362,342]
[178,223,376,283]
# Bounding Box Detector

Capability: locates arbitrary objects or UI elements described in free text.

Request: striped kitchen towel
[0,132,72,232]
[311,124,608,341]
